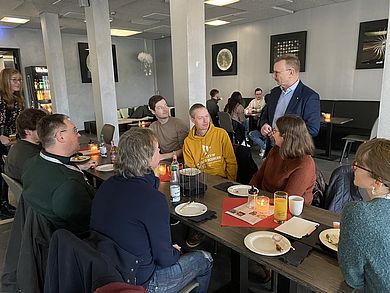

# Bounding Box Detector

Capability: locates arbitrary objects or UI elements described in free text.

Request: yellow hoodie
[183,123,237,180]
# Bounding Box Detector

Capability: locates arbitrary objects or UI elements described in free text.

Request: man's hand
[78,160,97,170]
[0,135,11,146]
[260,123,273,137]
[173,244,182,253]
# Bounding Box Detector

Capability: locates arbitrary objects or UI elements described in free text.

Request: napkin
[188,210,217,223]
[212,182,236,193]
[275,217,319,239]
[279,241,312,267]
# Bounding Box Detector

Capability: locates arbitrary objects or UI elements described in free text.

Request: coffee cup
[288,195,304,216]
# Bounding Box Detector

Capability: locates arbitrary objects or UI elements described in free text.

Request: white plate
[227,185,258,197]
[179,168,201,176]
[95,164,114,172]
[244,231,291,256]
[175,202,207,217]
[319,228,340,252]
[70,155,90,163]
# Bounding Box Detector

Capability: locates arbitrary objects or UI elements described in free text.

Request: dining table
[83,163,351,293]
[315,116,353,161]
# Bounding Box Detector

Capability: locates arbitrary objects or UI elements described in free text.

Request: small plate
[244,231,291,256]
[70,155,90,163]
[227,185,258,197]
[175,202,207,217]
[95,164,114,172]
[319,228,340,252]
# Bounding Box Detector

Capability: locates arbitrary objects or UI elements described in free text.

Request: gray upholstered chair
[100,124,115,144]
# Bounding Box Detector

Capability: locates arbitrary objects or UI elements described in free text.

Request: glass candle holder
[256,196,270,213]
[324,113,331,122]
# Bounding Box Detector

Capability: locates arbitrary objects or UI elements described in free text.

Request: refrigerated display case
[25,66,53,113]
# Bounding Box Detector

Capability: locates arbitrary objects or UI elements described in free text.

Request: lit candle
[158,164,167,177]
[141,121,146,128]
[324,113,331,122]
[90,144,99,152]
[256,196,270,213]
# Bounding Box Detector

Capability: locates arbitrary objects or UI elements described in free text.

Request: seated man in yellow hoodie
[183,103,237,181]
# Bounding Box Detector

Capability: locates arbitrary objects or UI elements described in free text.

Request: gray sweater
[338,197,390,292]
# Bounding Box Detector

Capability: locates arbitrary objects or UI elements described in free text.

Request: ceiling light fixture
[205,20,230,26]
[272,6,294,14]
[0,16,30,24]
[110,28,141,37]
[205,0,240,7]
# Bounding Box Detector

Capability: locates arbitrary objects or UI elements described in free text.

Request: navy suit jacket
[260,81,320,137]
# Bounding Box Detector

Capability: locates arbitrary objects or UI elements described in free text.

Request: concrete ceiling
[0,0,353,39]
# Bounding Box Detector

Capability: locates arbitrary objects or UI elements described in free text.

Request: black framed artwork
[356,19,388,69]
[270,31,307,72]
[77,42,119,83]
[212,41,237,76]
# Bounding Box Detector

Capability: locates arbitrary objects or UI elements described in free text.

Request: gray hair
[116,127,157,177]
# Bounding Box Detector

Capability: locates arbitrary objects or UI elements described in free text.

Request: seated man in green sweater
[22,114,95,233]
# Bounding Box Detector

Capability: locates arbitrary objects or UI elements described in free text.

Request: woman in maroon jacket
[250,115,316,204]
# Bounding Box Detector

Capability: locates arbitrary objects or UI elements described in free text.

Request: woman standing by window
[0,68,24,219]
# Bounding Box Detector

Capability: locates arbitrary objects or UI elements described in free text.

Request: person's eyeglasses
[352,161,373,174]
[10,78,22,83]
[55,127,78,137]
[272,68,292,75]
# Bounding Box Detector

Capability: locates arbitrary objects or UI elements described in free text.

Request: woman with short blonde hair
[250,115,316,203]
[339,138,390,292]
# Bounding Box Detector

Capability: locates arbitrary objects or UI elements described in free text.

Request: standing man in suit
[260,54,320,141]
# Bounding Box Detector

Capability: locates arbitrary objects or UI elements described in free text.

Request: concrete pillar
[170,0,206,125]
[378,14,390,139]
[84,0,119,143]
[40,13,69,115]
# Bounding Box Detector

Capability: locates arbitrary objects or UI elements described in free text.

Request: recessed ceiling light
[272,6,294,14]
[205,0,239,7]
[205,20,230,26]
[0,16,30,24]
[110,28,141,37]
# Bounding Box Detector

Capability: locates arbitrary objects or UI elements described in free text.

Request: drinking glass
[274,191,288,223]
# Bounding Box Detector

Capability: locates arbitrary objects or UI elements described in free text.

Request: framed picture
[78,42,119,83]
[212,41,237,76]
[270,31,307,72]
[356,19,388,69]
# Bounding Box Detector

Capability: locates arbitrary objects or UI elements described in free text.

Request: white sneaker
[259,149,265,158]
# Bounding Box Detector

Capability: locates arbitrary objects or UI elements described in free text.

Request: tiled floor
[0,146,354,292]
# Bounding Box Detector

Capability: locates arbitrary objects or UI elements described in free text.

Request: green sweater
[339,198,390,292]
[22,152,94,233]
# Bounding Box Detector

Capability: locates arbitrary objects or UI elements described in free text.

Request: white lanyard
[39,152,89,183]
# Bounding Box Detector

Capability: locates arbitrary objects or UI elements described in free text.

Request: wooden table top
[159,174,351,293]
[320,116,353,125]
[84,166,351,293]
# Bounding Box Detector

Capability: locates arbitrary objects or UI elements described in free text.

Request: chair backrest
[218,112,234,133]
[101,124,115,144]
[369,118,379,140]
[234,145,258,184]
[2,173,22,203]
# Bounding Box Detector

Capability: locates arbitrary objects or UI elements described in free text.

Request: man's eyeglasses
[55,127,78,137]
[10,78,22,83]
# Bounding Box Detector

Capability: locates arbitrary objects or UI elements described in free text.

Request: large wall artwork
[270,31,307,72]
[212,41,237,76]
[356,19,388,69]
[78,42,119,83]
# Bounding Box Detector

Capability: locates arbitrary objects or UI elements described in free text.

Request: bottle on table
[170,164,181,204]
[110,140,118,163]
[99,134,107,158]
[247,185,258,210]
[171,151,179,171]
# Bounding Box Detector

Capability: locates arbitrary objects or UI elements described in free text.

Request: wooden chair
[100,124,115,144]
[1,173,22,204]
[339,118,378,162]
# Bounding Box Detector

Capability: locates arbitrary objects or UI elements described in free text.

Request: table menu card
[225,201,274,225]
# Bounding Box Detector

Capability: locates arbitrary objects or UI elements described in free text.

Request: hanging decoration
[137,52,153,76]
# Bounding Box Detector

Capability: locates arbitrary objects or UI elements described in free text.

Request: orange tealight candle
[90,144,99,152]
[158,164,167,177]
[256,196,270,213]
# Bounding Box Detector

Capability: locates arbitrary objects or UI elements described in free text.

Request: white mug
[288,195,304,216]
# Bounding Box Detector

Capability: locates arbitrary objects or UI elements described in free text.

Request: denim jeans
[147,250,213,293]
[248,130,267,150]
